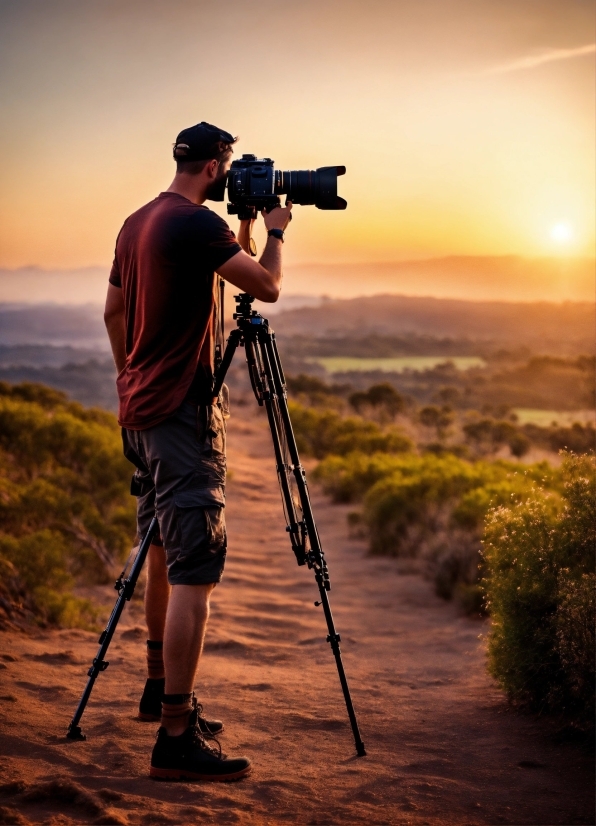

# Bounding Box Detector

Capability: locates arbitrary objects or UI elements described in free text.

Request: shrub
[286,374,348,409]
[288,401,412,458]
[349,383,406,418]
[419,405,454,438]
[316,450,561,611]
[556,574,595,726]
[362,454,498,556]
[0,383,136,627]
[0,531,99,627]
[314,452,412,502]
[482,453,595,730]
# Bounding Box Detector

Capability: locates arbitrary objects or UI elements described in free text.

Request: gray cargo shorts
[122,397,228,586]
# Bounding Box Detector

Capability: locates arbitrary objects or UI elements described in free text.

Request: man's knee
[170,582,216,607]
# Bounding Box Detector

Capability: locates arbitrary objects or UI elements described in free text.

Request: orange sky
[0,0,594,274]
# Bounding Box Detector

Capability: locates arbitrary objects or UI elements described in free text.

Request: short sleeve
[109,258,122,288]
[109,220,128,287]
[190,209,242,272]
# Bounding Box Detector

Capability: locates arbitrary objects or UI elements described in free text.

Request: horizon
[0,254,593,305]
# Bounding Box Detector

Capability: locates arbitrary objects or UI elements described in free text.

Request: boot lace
[188,699,224,758]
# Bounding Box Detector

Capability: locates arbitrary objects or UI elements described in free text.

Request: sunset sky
[0,0,594,280]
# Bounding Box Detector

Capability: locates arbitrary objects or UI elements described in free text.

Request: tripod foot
[356,742,367,757]
[66,725,86,741]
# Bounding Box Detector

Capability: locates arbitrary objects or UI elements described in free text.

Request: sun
[550,223,573,244]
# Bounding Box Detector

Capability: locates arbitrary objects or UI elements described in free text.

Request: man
[104,121,292,781]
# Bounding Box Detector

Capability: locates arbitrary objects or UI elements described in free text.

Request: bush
[0,383,136,627]
[349,383,406,419]
[314,452,413,502]
[286,374,348,409]
[419,405,454,437]
[288,401,413,458]
[523,421,596,455]
[361,454,504,556]
[482,453,595,730]
[315,450,561,611]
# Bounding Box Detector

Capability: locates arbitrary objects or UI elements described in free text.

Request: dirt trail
[0,406,593,825]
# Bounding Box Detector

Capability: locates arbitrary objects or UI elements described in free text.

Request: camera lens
[276,167,346,210]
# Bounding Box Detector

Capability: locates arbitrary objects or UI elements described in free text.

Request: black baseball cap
[173,121,237,162]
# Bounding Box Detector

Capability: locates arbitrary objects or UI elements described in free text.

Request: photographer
[104,122,292,781]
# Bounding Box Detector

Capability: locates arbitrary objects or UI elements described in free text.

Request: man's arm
[217,203,292,303]
[104,283,127,373]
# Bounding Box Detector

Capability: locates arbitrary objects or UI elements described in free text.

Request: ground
[0,405,593,825]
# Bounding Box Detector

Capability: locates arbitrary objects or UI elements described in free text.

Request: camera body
[227,154,346,220]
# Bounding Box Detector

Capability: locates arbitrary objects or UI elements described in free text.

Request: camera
[227,154,347,220]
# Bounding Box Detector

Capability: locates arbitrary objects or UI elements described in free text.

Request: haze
[0,0,594,300]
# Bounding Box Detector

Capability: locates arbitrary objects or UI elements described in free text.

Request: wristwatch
[267,228,285,243]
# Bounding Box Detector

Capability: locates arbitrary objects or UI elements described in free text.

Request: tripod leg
[212,328,242,400]
[257,332,366,757]
[66,516,159,740]
[262,385,307,565]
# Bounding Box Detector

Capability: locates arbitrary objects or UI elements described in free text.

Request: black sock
[146,639,164,680]
[161,693,193,732]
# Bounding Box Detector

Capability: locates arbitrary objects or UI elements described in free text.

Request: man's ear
[206,158,219,179]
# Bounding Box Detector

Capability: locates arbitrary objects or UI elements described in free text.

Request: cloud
[486,43,595,75]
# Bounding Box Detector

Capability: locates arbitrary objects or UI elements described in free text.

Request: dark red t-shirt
[109,192,241,429]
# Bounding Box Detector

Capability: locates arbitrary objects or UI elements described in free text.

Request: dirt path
[0,406,593,825]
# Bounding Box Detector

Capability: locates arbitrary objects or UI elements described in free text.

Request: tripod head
[233,293,258,321]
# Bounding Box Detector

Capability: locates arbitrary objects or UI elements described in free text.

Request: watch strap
[267,228,285,242]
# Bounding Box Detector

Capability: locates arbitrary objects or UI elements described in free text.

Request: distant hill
[0,360,118,411]
[281,256,595,302]
[1,256,593,304]
[0,295,593,356]
[0,304,109,349]
[0,266,109,304]
[271,295,594,355]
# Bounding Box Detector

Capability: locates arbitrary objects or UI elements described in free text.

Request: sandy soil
[0,405,593,826]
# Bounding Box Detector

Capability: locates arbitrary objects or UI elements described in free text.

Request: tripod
[67,293,366,758]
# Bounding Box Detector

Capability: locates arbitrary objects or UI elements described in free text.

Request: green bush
[288,401,412,458]
[316,449,556,525]
[315,450,561,610]
[361,454,502,556]
[0,383,136,627]
[314,452,413,502]
[286,374,347,409]
[482,453,595,730]
[349,383,406,418]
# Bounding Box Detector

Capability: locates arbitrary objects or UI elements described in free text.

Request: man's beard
[205,168,228,202]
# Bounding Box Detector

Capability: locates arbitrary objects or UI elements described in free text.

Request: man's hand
[263,201,292,231]
[218,202,293,302]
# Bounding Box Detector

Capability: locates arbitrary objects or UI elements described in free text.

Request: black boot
[138,677,165,721]
[150,702,250,782]
[138,680,224,736]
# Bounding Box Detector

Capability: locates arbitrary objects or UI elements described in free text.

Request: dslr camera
[227,154,346,220]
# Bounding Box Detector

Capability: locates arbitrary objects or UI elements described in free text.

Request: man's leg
[150,575,250,780]
[145,542,170,642]
[138,543,170,720]
[161,583,215,736]
[141,402,250,778]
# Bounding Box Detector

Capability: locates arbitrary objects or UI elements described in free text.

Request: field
[306,355,486,373]
[513,408,595,426]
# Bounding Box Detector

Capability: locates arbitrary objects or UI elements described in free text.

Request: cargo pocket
[220,383,230,420]
[198,403,227,458]
[173,487,226,557]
